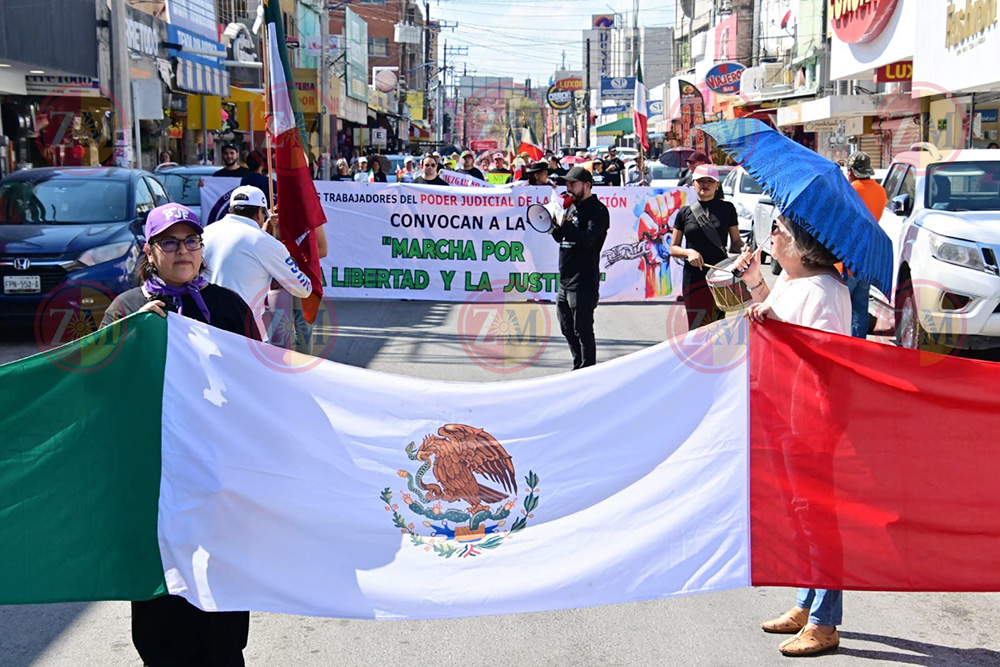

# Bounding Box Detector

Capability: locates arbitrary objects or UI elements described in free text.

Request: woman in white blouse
[735,213,850,658]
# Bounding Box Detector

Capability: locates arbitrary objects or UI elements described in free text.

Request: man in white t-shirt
[203,185,312,339]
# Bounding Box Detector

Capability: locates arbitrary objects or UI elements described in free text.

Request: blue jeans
[845,274,870,339]
[796,588,843,626]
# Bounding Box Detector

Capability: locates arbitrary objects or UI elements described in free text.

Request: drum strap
[688,200,728,257]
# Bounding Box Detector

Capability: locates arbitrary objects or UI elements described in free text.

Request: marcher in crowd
[478,155,492,173]
[592,159,606,185]
[369,157,388,183]
[669,165,742,330]
[398,156,417,182]
[626,154,652,186]
[240,149,272,206]
[354,156,370,182]
[524,161,552,187]
[489,153,512,183]
[100,202,256,666]
[448,152,461,170]
[214,143,252,178]
[202,185,313,339]
[843,151,886,338]
[551,166,610,370]
[735,214,850,658]
[412,154,449,186]
[548,155,568,183]
[677,151,709,188]
[332,159,353,181]
[457,150,485,181]
[603,147,625,186]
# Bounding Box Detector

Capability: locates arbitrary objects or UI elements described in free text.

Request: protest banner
[440,169,493,188]
[201,180,687,302]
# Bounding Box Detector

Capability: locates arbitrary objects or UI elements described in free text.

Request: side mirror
[757,195,773,206]
[129,216,146,239]
[891,194,912,217]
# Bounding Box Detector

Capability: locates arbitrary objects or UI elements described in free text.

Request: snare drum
[705,257,752,313]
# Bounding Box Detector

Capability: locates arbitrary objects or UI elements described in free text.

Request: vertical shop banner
[202,181,688,302]
[679,80,706,153]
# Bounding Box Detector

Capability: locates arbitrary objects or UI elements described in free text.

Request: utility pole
[585,37,591,150]
[437,40,446,144]
[319,0,330,178]
[424,0,431,132]
[109,0,134,167]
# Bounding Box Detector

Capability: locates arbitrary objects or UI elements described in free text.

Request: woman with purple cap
[100,203,257,664]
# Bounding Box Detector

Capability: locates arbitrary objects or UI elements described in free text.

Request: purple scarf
[143,274,211,323]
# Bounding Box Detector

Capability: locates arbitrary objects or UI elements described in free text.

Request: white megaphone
[525,191,569,233]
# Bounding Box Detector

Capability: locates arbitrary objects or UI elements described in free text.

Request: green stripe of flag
[0,313,169,603]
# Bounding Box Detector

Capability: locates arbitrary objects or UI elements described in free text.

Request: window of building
[369,37,389,57]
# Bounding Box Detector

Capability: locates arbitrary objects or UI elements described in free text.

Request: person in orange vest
[844,151,887,339]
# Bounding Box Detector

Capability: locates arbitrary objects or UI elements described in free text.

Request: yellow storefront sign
[186,94,223,131]
[407,91,425,120]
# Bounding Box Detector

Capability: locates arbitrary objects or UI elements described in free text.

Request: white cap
[692,164,721,182]
[230,185,268,209]
[358,156,368,163]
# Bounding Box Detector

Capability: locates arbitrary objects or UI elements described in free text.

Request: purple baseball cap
[144,203,204,240]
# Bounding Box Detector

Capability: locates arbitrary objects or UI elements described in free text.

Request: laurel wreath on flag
[380,470,540,559]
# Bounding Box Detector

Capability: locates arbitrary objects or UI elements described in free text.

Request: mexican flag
[517,127,544,162]
[262,0,324,322]
[2,314,1000,619]
[633,58,649,152]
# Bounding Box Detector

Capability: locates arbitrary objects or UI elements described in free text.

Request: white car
[649,163,684,189]
[876,149,1000,351]
[720,167,761,244]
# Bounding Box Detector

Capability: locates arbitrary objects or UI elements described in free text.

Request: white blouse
[763,272,852,335]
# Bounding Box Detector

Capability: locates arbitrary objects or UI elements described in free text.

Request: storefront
[126,6,170,170]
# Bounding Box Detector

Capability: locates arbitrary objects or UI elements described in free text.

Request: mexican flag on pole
[517,127,544,162]
[633,58,649,152]
[2,314,1000,618]
[261,0,324,322]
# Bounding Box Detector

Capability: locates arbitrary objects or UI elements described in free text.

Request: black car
[0,167,169,328]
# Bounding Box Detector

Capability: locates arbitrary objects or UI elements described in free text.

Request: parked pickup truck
[877,150,1000,351]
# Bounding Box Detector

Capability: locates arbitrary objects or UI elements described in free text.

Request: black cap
[563,166,593,183]
[525,160,549,174]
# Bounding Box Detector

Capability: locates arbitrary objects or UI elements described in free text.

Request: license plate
[4,275,41,294]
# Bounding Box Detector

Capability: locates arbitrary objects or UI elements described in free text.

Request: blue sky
[432,0,677,84]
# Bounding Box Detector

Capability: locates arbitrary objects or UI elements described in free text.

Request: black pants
[132,595,249,667]
[557,289,599,369]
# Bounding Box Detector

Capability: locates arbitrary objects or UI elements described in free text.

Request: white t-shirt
[202,214,312,334]
[763,272,851,335]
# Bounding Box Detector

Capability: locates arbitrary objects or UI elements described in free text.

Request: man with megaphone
[551,166,610,370]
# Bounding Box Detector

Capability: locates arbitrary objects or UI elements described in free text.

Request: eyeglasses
[154,237,203,253]
[770,220,788,236]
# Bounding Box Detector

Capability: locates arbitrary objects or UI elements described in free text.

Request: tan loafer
[779,627,840,657]
[761,607,809,634]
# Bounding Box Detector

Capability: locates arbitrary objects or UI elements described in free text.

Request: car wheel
[770,257,782,275]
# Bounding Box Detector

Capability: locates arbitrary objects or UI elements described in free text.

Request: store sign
[555,76,583,91]
[602,104,628,114]
[593,15,613,78]
[127,15,158,58]
[874,59,912,82]
[394,23,422,45]
[25,76,101,97]
[293,69,318,113]
[470,140,498,150]
[371,128,387,146]
[164,0,217,39]
[601,76,635,100]
[345,8,369,103]
[546,84,573,110]
[980,108,1000,122]
[829,0,900,44]
[705,62,745,94]
[946,0,998,49]
[803,117,864,135]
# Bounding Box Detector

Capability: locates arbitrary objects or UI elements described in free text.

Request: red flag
[264,0,324,323]
[750,320,1000,592]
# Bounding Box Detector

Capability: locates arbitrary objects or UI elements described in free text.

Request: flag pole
[260,13,276,219]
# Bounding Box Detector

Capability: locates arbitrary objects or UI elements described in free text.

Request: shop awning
[175,59,230,97]
[226,86,263,104]
[596,117,633,136]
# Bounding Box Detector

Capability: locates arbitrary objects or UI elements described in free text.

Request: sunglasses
[154,236,203,253]
[771,220,789,236]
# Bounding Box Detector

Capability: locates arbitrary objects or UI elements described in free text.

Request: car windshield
[0,178,130,224]
[739,172,764,194]
[160,173,203,206]
[925,161,1000,212]
[651,165,681,180]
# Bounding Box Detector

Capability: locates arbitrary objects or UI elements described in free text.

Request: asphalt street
[1,297,999,666]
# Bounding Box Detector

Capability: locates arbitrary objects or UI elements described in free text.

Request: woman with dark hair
[735,213,850,658]
[370,157,388,182]
[101,202,258,664]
